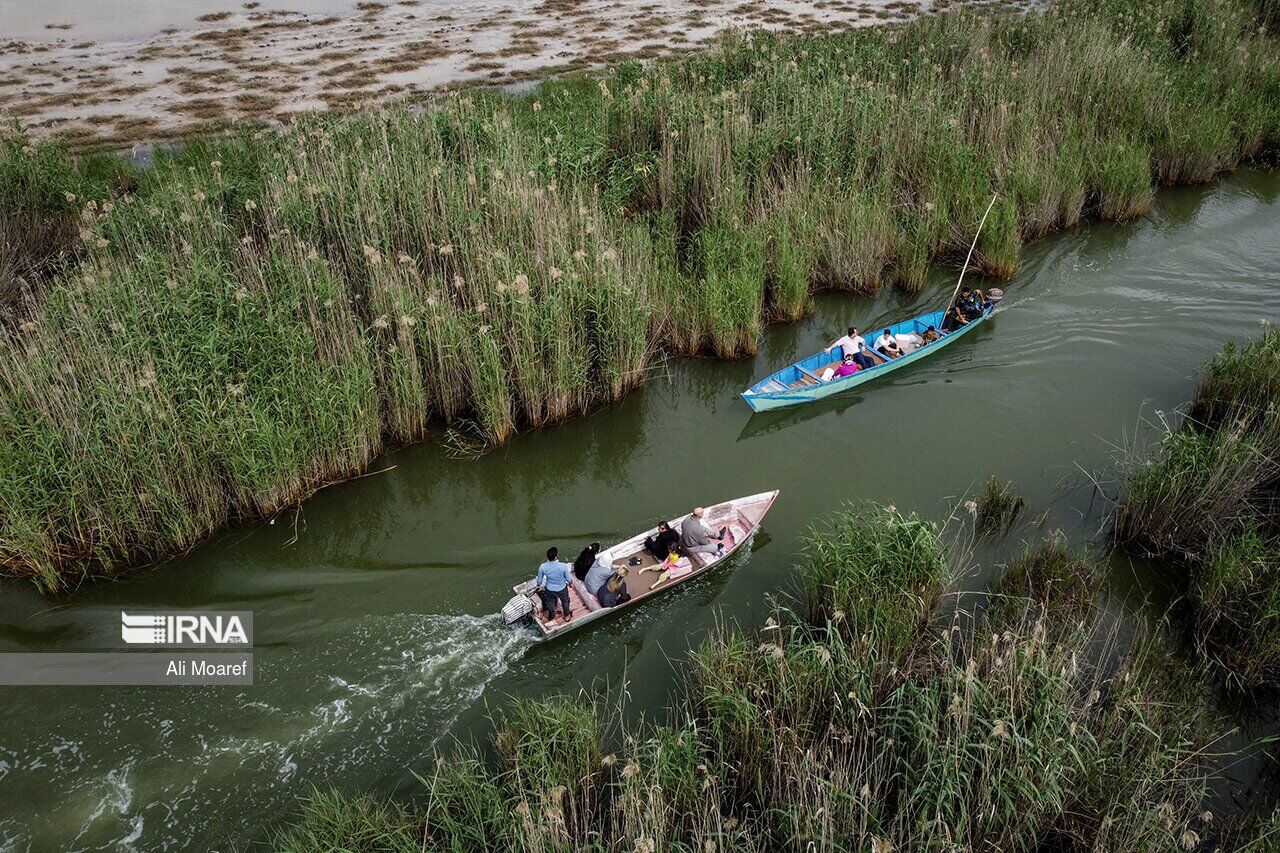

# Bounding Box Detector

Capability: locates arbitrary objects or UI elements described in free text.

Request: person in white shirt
[825,327,874,369]
[874,329,902,359]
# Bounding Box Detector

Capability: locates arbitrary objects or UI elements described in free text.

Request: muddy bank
[0,0,1016,149]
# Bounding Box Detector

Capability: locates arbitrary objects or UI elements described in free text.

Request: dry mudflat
[0,0,1020,149]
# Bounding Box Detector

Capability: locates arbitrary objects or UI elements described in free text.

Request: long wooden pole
[942,192,999,321]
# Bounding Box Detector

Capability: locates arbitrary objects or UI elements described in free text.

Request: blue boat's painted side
[740,307,993,411]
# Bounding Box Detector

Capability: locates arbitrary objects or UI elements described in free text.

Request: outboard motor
[500,594,535,627]
[986,287,1005,304]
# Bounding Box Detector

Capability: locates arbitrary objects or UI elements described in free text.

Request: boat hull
[509,490,779,639]
[740,307,993,411]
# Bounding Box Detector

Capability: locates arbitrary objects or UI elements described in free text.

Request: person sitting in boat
[954,286,990,321]
[922,325,942,344]
[825,327,875,370]
[639,544,681,577]
[641,543,694,590]
[644,521,680,560]
[597,570,632,608]
[941,305,969,333]
[874,329,902,359]
[959,286,989,318]
[535,547,574,624]
[572,542,601,581]
[681,507,726,557]
[821,354,861,382]
[582,550,616,596]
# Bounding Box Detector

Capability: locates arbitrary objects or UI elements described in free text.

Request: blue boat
[740,305,995,412]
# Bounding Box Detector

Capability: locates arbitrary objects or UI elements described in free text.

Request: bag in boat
[500,594,535,626]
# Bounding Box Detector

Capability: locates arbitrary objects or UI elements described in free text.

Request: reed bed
[1117,329,1280,690]
[990,534,1099,621]
[4,0,1280,588]
[0,136,134,322]
[278,506,1235,852]
[973,472,1024,536]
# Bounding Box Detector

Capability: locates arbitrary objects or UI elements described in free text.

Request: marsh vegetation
[0,0,938,148]
[278,506,1274,851]
[1118,329,1280,691]
[2,0,1279,589]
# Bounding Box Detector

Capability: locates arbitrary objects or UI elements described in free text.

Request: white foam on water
[70,763,135,849]
[0,613,535,851]
[0,821,27,853]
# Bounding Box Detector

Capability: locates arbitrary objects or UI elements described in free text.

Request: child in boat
[821,354,861,381]
[922,325,942,343]
[641,544,694,590]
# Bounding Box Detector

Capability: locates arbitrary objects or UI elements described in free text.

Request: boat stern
[500,593,536,626]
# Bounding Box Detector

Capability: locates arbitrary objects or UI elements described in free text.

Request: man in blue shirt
[535,547,575,624]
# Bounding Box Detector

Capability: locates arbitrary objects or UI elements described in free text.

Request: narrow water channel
[1,172,1278,852]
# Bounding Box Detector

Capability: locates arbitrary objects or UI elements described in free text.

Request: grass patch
[3,0,1280,588]
[799,503,948,657]
[973,472,1023,536]
[1117,329,1280,690]
[0,133,136,320]
[276,507,1238,851]
[991,534,1098,622]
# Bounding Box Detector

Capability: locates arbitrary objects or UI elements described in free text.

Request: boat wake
[0,613,535,852]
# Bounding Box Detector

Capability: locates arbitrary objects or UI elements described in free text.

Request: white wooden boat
[500,490,780,638]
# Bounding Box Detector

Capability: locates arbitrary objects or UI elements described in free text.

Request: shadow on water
[2,171,1280,852]
[736,317,1001,442]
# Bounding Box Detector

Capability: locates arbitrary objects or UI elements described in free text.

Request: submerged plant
[973,473,1024,537]
[1117,329,1280,690]
[277,508,1234,852]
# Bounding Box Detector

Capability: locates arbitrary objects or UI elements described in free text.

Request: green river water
[1,171,1279,851]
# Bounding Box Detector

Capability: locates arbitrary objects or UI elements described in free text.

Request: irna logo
[121,612,250,646]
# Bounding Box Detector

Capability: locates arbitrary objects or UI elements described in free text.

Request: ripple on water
[2,174,1279,852]
[0,614,535,851]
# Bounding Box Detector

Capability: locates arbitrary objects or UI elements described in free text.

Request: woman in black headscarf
[572,542,601,580]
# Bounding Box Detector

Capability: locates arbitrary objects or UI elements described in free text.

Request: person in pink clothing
[822,354,861,382]
[641,543,693,589]
[832,354,860,378]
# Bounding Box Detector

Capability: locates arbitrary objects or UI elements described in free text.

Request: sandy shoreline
[0,0,977,149]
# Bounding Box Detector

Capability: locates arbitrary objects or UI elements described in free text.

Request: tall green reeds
[1117,329,1280,689]
[4,0,1280,588]
[0,129,135,322]
[277,506,1231,852]
[973,472,1023,536]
